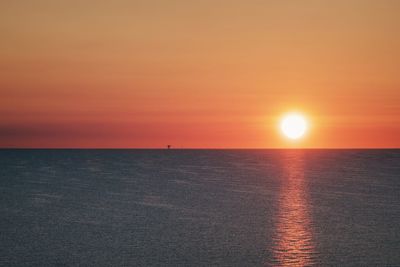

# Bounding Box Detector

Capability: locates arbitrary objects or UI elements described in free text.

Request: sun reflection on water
[269,151,317,266]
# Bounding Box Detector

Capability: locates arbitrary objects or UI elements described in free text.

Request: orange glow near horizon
[1,1,400,148]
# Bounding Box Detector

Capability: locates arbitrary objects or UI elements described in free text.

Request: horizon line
[0,147,399,150]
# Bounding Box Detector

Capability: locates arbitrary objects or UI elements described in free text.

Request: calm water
[0,149,399,266]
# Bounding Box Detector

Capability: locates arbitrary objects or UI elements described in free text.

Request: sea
[0,149,399,266]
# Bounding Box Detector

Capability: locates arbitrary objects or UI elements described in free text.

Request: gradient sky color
[1,1,400,148]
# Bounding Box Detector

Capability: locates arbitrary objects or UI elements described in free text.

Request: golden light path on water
[269,151,318,266]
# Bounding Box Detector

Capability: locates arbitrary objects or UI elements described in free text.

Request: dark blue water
[0,149,399,266]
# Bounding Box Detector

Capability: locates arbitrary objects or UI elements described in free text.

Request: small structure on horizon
[167,145,171,149]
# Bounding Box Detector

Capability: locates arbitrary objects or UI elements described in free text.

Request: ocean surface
[0,149,399,266]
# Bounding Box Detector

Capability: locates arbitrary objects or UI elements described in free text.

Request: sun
[280,113,308,140]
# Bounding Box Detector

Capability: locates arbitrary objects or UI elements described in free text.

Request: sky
[1,0,400,148]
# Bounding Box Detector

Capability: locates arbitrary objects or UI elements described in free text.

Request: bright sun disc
[280,113,308,140]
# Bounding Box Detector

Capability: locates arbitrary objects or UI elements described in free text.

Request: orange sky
[1,1,400,148]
